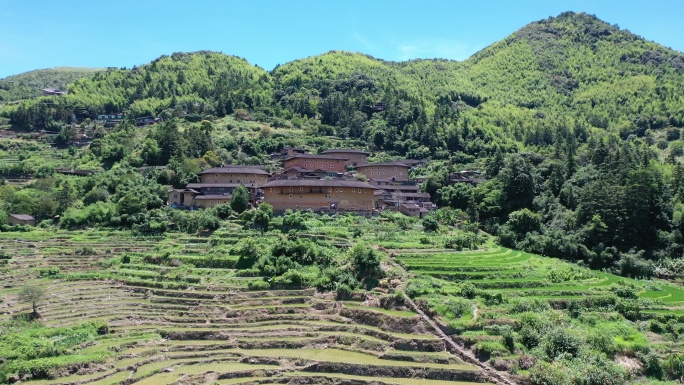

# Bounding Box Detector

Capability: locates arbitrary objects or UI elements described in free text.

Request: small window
[289,194,292,198]
[289,187,293,192]
[352,188,356,192]
[328,188,332,192]
[300,187,303,191]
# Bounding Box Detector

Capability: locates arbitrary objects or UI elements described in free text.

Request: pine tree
[231,184,249,213]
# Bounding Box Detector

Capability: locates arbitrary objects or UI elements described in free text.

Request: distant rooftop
[284,154,349,161]
[10,214,34,221]
[200,166,269,175]
[356,161,410,168]
[264,179,377,189]
[320,149,369,155]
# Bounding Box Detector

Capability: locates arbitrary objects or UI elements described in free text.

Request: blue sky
[1,0,682,78]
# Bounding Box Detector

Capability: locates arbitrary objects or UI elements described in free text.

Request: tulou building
[166,147,434,216]
[168,165,270,209]
[263,179,377,212]
[356,162,410,182]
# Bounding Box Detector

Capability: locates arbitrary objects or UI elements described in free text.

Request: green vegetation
[17,286,45,317]
[398,241,684,384]
[0,216,485,385]
[1,12,683,277]
[2,10,684,385]
[0,211,681,384]
[0,67,102,104]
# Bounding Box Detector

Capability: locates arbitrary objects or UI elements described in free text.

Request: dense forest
[3,11,684,280]
[0,67,103,103]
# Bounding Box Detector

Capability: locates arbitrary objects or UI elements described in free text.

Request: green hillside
[0,67,103,103]
[3,10,684,385]
[3,11,684,266]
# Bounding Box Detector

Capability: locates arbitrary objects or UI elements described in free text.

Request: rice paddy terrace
[0,229,495,385]
[392,246,684,371]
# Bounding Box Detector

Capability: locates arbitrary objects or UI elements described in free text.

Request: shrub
[281,209,307,231]
[435,297,472,319]
[36,268,60,277]
[444,231,484,250]
[615,299,642,321]
[460,282,477,299]
[618,251,654,278]
[510,298,551,313]
[612,285,638,299]
[502,328,516,353]
[530,362,572,385]
[587,329,619,357]
[482,291,507,305]
[543,328,583,359]
[60,202,116,229]
[235,237,266,269]
[350,242,383,284]
[247,279,270,290]
[474,341,509,359]
[212,203,235,219]
[663,353,684,380]
[422,216,439,232]
[640,352,663,379]
[519,325,542,349]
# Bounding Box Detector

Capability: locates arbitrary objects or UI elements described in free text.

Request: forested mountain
[3,11,684,277]
[0,67,103,103]
[6,13,684,155]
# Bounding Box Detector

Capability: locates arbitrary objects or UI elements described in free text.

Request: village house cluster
[167,148,435,217]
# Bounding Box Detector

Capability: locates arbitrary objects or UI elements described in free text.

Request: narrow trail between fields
[384,254,517,385]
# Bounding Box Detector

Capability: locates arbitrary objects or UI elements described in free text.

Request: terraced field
[395,247,684,306]
[0,229,495,385]
[393,245,684,371]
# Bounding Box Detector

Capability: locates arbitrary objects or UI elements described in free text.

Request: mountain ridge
[4,11,684,141]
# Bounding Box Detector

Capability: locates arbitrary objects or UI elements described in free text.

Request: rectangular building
[199,166,270,187]
[320,149,369,167]
[283,154,348,174]
[8,214,36,226]
[356,162,410,182]
[263,179,377,212]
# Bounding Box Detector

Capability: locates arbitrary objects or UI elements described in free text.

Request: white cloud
[394,38,472,61]
[351,29,377,51]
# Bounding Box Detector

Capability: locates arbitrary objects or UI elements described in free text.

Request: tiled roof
[264,179,377,189]
[193,195,232,200]
[321,149,369,155]
[389,192,431,198]
[10,214,34,221]
[282,166,328,173]
[186,183,241,189]
[372,184,420,191]
[395,159,426,165]
[199,166,269,175]
[356,162,410,168]
[284,154,349,161]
